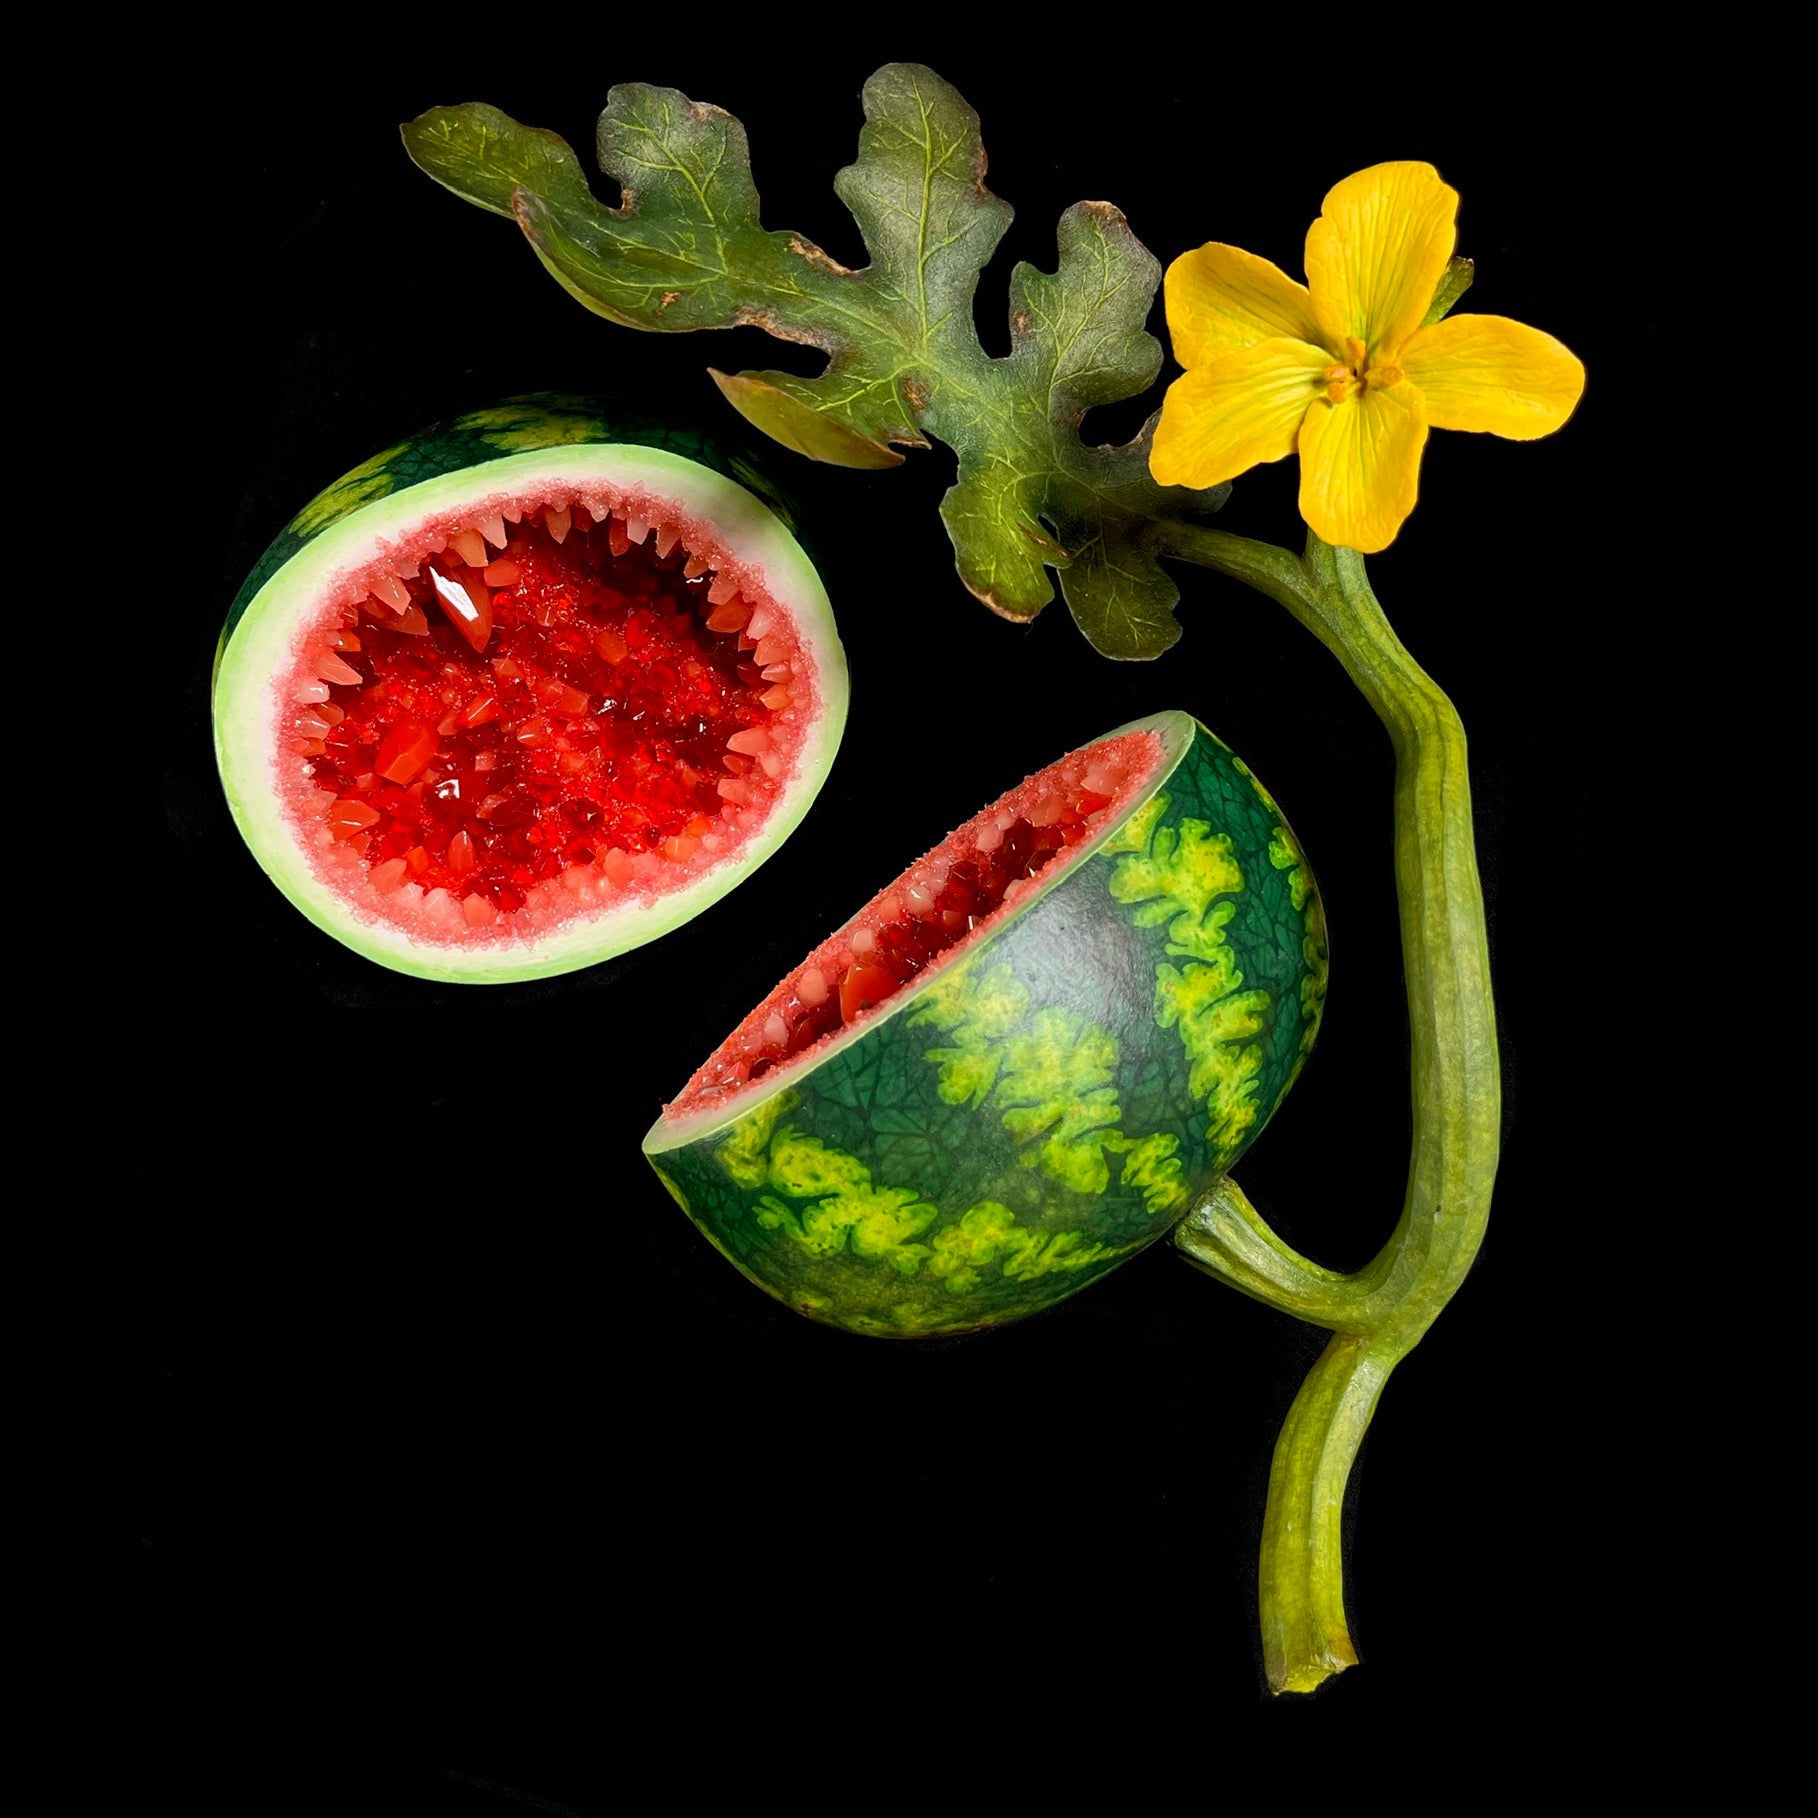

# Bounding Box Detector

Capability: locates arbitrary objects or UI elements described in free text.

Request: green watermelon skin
[218,393,800,667]
[647,714,1329,1337]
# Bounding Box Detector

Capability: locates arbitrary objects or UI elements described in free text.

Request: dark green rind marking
[1267,820,1330,1106]
[216,394,792,667]
[651,719,1324,1336]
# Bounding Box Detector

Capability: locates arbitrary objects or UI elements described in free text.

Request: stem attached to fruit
[1155,526,1501,1696]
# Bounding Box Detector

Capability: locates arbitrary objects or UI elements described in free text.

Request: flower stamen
[1325,347,1406,404]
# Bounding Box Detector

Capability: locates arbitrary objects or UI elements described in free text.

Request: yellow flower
[1149,162,1585,553]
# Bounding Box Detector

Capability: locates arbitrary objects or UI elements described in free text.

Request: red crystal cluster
[665,729,1160,1121]
[293,510,782,918]
[742,794,1111,1082]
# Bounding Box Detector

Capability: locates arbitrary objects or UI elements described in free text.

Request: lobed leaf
[404,65,1231,659]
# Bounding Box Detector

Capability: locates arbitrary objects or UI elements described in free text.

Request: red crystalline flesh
[279,504,808,931]
[669,730,1165,1119]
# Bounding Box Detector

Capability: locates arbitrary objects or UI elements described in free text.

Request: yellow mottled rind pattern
[655,719,1327,1335]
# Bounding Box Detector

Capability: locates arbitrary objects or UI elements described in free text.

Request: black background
[144,31,1651,1798]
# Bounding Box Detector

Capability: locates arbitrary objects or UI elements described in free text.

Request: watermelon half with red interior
[646,709,1329,1335]
[213,398,847,983]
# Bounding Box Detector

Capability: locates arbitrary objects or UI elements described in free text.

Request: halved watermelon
[646,710,1328,1335]
[214,399,847,983]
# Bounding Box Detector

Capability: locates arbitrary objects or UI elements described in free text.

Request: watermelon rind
[645,710,1329,1336]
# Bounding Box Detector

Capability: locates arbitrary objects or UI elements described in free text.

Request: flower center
[1324,336,1405,404]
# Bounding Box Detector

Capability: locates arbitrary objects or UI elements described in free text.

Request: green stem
[1257,1332,1391,1691]
[1174,1177,1364,1329]
[1155,524,1501,1694]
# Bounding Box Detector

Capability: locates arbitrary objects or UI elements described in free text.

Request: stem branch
[1154,523,1502,1693]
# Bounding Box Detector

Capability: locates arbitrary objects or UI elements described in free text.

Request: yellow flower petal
[1399,313,1586,439]
[1305,162,1458,360]
[1164,243,1326,366]
[1150,338,1332,491]
[1297,381,1429,554]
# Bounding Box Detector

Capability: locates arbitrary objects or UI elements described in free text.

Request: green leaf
[1422,255,1475,326]
[709,370,904,469]
[832,65,1013,363]
[400,103,600,222]
[403,64,1230,659]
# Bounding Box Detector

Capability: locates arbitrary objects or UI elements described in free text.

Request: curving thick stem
[1157,525,1501,1694]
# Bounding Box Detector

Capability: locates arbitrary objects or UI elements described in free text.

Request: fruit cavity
[668,729,1163,1119]
[280,495,814,941]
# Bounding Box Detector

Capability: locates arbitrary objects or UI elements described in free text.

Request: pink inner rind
[275,481,820,948]
[665,728,1166,1123]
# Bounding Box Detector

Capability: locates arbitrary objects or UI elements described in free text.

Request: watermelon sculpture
[646,710,1328,1334]
[213,398,847,983]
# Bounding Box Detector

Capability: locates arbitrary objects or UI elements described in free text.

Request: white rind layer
[214,443,848,984]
